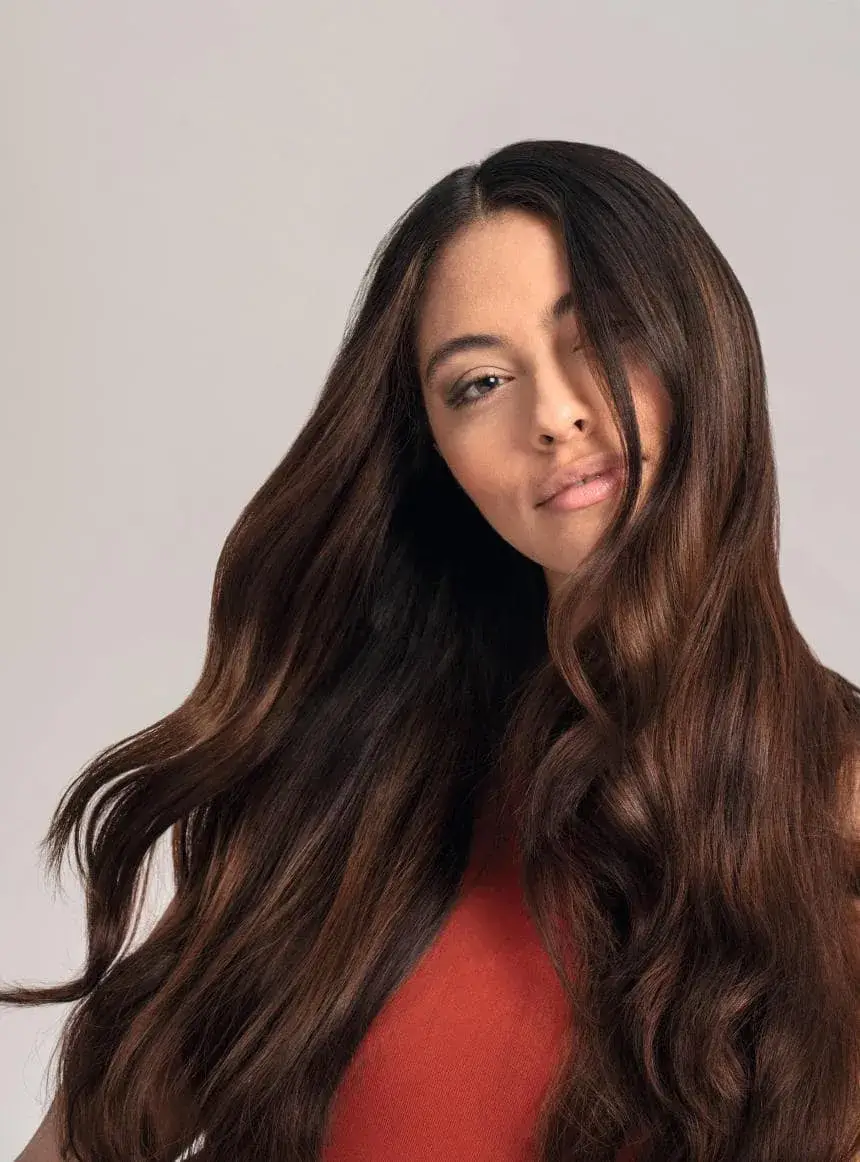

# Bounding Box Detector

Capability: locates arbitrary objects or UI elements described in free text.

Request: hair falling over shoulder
[4,140,860,1162]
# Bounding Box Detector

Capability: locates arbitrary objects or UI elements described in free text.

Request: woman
[6,139,860,1162]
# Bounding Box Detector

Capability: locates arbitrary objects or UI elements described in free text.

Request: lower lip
[540,467,622,512]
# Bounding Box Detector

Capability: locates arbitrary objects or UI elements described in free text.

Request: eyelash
[447,373,509,410]
[446,342,586,410]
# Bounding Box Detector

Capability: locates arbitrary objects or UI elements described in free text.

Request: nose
[528,357,603,449]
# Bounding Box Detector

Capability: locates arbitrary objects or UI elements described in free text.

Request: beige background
[2,0,858,1153]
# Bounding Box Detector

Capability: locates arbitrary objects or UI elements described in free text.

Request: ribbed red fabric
[323,796,641,1161]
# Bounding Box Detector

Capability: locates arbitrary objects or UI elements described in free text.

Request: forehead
[415,210,572,349]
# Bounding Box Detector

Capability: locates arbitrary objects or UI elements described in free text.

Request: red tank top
[323,793,641,1161]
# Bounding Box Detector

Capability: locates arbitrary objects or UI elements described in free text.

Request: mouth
[539,465,624,512]
[535,453,625,508]
[536,456,647,512]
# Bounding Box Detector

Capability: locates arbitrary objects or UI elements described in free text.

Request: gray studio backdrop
[1,0,858,1154]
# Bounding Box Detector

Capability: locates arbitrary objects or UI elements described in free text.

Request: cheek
[445,440,521,514]
[632,373,673,449]
[455,461,511,508]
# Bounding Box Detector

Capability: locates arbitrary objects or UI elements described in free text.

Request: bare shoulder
[13,1098,76,1162]
[14,1085,196,1161]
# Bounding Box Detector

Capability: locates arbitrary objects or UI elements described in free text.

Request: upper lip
[535,451,625,506]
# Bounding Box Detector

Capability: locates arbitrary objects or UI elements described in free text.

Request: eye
[446,372,510,410]
[445,339,587,411]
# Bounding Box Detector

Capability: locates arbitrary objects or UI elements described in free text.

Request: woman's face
[415,209,673,597]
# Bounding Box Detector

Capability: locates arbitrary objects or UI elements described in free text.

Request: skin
[415,208,673,598]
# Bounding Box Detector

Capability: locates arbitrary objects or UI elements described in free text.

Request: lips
[536,452,625,506]
[540,465,623,512]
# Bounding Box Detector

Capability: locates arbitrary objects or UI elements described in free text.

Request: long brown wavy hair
[4,140,860,1162]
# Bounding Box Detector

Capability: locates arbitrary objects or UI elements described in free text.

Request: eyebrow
[423,289,578,385]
